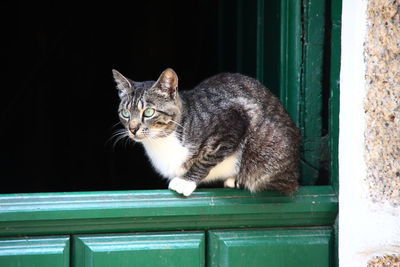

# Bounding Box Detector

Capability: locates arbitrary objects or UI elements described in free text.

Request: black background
[1,1,224,193]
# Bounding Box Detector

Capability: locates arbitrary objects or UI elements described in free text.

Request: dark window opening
[1,1,333,193]
[1,1,222,193]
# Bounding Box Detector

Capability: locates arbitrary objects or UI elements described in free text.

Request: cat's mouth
[127,127,172,142]
[127,132,145,142]
[127,126,172,142]
[127,131,162,142]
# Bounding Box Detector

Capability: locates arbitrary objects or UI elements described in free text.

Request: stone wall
[367,254,400,267]
[364,0,400,206]
[363,0,400,265]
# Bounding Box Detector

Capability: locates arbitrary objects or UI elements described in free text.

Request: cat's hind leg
[223,177,236,188]
[223,177,244,189]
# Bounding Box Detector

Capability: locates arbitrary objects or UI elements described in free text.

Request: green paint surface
[73,232,204,267]
[329,0,342,195]
[0,236,69,267]
[0,186,337,237]
[208,228,333,267]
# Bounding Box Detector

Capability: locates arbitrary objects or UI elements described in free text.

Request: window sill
[0,186,337,237]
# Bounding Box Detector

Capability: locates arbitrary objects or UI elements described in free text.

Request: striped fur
[113,68,300,196]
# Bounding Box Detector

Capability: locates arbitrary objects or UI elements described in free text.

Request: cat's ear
[112,69,133,98]
[155,68,178,99]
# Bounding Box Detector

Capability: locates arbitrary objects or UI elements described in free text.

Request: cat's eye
[120,109,130,118]
[143,108,155,118]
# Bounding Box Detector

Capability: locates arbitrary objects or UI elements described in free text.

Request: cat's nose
[129,125,140,135]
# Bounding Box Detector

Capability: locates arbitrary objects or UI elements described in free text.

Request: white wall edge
[339,0,368,266]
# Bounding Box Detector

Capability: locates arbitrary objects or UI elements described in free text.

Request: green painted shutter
[0,187,337,237]
[208,228,333,267]
[73,232,205,267]
[0,236,69,267]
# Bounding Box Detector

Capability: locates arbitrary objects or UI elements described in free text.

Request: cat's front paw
[168,177,197,197]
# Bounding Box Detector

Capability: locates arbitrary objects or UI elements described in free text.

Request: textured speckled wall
[364,0,400,207]
[364,0,400,265]
[368,254,400,267]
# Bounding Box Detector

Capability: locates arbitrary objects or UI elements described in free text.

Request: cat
[112,68,301,196]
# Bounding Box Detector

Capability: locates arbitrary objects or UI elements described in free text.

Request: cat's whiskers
[106,128,139,150]
[106,129,128,146]
[169,120,184,129]
[168,120,185,141]
[110,128,127,136]
[143,128,173,143]
[113,133,130,149]
[145,131,164,142]
[168,130,183,140]
[124,134,135,148]
[110,121,122,130]
[145,133,161,145]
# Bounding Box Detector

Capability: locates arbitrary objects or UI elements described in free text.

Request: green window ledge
[0,186,337,237]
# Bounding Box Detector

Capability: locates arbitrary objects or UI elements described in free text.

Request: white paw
[169,177,197,197]
[223,177,236,188]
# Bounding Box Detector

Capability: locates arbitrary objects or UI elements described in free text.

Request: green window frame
[0,0,341,265]
[218,0,340,190]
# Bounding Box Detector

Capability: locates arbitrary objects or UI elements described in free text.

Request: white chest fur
[142,134,190,179]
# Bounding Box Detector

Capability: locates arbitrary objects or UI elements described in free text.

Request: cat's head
[112,68,182,142]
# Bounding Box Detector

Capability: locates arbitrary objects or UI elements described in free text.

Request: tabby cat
[113,68,300,196]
